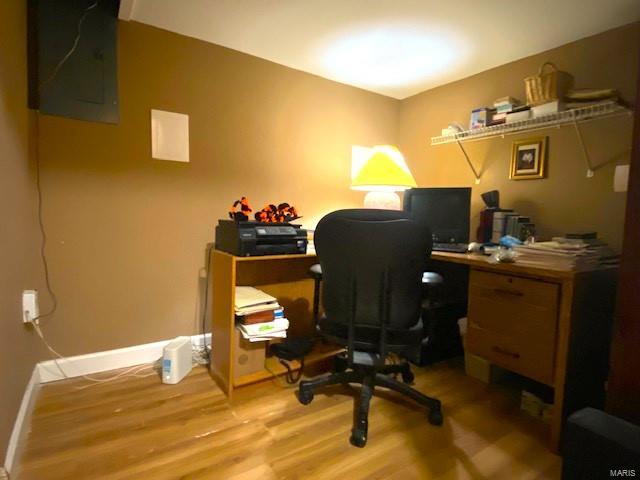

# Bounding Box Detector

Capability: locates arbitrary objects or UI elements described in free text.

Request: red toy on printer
[229,197,300,223]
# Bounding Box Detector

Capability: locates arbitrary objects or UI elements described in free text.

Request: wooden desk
[431,251,617,452]
[210,249,616,451]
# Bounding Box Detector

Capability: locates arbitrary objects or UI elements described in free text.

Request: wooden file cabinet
[466,270,559,386]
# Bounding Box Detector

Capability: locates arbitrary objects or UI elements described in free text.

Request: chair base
[297,362,442,448]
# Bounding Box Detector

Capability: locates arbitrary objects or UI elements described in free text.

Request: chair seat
[318,315,423,352]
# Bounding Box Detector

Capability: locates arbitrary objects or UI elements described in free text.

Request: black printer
[215,220,307,257]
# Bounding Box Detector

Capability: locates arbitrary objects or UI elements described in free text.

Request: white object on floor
[6,333,212,474]
[162,336,193,384]
[37,333,211,383]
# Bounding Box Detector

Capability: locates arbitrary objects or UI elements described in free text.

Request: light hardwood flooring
[16,360,561,479]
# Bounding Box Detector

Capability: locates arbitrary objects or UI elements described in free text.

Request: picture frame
[510,136,547,180]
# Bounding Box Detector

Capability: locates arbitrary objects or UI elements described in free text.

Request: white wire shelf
[430,101,632,146]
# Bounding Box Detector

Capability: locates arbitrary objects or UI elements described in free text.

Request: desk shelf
[234,343,344,388]
[210,250,324,399]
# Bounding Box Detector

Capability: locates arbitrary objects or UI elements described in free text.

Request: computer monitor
[403,188,471,243]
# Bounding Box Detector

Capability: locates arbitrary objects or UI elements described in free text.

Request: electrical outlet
[22,290,39,323]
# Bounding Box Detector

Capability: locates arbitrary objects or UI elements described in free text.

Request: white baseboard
[3,332,211,474]
[38,333,211,383]
[4,366,41,474]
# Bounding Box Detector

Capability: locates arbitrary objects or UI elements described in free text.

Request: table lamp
[351,145,417,209]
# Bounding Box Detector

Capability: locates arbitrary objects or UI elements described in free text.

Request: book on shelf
[489,111,508,125]
[505,215,531,239]
[503,213,519,237]
[491,210,514,243]
[234,286,280,315]
[532,100,563,117]
[506,109,532,123]
[236,307,285,325]
[494,96,520,109]
[237,317,290,342]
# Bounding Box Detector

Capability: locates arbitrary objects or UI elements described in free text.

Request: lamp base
[363,191,401,210]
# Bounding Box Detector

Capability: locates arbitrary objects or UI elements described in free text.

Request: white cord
[33,321,157,385]
[29,1,158,388]
[32,0,101,324]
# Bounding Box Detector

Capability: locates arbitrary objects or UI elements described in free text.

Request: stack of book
[478,208,535,243]
[531,100,563,117]
[234,286,289,342]
[552,232,619,267]
[491,96,523,125]
[513,232,617,271]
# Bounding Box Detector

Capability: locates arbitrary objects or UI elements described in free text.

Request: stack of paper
[238,318,289,342]
[235,286,280,315]
[513,241,601,271]
[235,286,288,342]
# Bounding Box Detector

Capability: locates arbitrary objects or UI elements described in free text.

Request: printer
[215,220,307,257]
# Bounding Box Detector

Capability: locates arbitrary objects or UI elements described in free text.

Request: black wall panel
[28,0,119,124]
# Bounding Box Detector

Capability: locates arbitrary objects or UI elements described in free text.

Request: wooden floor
[16,360,561,479]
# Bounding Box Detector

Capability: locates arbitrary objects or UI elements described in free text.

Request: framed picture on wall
[510,136,547,180]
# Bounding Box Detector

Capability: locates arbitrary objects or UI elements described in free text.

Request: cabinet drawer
[470,270,558,308]
[466,325,555,385]
[468,270,559,337]
[466,270,559,385]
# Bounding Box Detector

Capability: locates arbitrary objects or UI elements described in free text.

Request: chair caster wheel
[349,428,367,448]
[428,408,443,426]
[401,369,414,384]
[297,388,314,405]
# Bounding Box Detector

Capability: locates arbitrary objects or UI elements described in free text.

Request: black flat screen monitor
[403,188,471,243]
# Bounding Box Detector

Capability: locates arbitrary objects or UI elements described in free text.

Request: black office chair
[297,209,442,447]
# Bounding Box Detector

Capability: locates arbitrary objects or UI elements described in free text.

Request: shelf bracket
[455,139,481,184]
[573,119,595,178]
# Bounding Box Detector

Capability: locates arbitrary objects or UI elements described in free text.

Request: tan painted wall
[37,21,399,355]
[0,1,44,458]
[33,20,640,362]
[2,7,638,456]
[399,22,639,250]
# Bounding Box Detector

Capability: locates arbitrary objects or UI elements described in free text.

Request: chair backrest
[315,209,432,332]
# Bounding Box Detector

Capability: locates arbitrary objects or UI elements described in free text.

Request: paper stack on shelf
[234,286,288,341]
[237,317,289,342]
[513,241,602,271]
[235,286,280,314]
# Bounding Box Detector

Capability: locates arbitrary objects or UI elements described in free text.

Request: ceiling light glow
[322,25,465,91]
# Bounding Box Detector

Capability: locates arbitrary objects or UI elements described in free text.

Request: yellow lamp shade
[351,145,417,191]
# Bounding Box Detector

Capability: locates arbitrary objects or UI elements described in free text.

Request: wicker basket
[524,62,572,106]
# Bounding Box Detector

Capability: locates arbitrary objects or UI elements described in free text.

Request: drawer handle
[493,288,524,297]
[491,346,521,359]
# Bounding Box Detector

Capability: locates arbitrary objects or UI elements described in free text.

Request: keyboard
[433,242,469,253]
